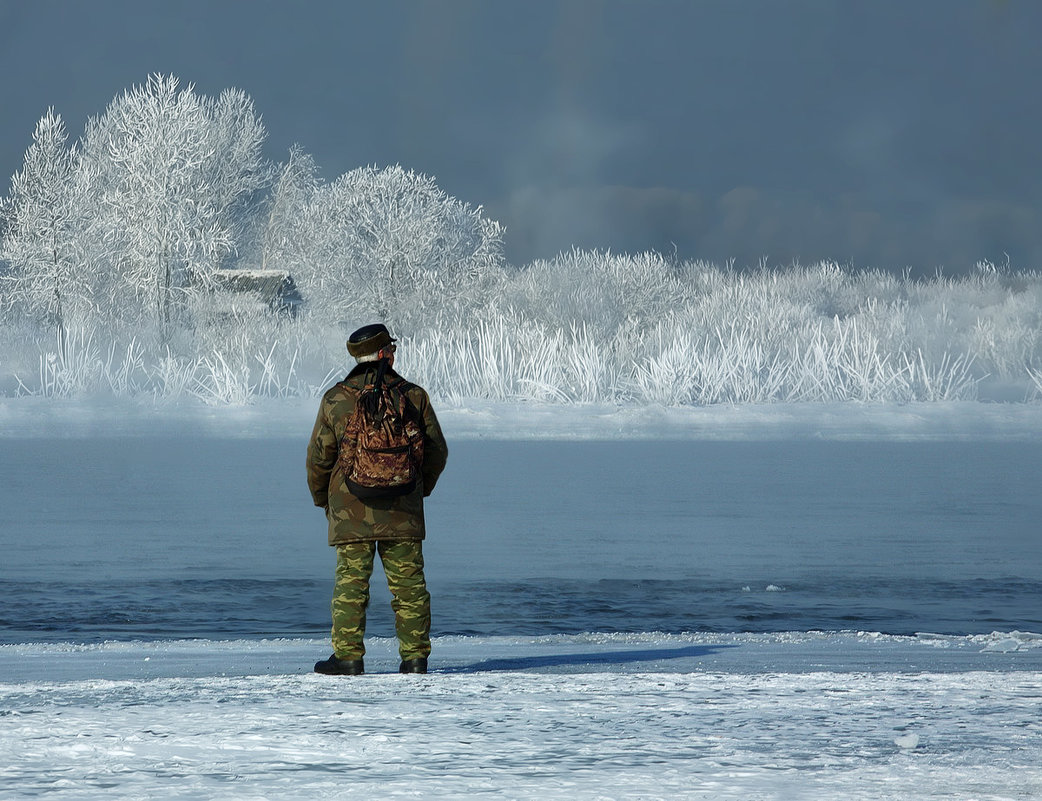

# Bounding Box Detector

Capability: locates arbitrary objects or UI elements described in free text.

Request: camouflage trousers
[331,540,431,661]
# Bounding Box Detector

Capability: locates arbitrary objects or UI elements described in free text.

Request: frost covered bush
[503,249,691,337]
[418,259,1038,405]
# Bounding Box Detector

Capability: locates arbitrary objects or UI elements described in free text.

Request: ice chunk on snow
[917,631,1042,652]
[983,636,1024,653]
[979,631,1042,652]
[955,631,1042,653]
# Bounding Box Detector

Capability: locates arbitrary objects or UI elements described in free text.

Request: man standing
[307,323,448,675]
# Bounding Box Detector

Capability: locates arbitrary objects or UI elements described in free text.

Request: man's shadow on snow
[439,643,732,674]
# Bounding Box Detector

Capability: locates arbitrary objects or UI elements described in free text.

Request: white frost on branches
[0,110,86,334]
[77,74,270,330]
[283,164,504,328]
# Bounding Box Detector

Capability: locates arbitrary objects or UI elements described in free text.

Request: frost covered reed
[3,256,1040,406]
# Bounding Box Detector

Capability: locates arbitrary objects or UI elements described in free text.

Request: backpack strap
[356,359,392,416]
[388,377,422,424]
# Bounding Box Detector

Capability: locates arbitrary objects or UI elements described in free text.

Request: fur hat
[347,323,396,358]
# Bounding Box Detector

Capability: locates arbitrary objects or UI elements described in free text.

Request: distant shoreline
[3,397,1042,441]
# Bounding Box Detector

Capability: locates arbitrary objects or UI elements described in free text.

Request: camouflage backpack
[337,361,425,499]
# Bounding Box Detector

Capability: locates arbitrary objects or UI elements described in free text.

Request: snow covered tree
[76,74,270,333]
[0,109,84,336]
[258,145,318,273]
[291,165,505,328]
[199,87,273,255]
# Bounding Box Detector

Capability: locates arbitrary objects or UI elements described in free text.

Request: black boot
[399,657,428,674]
[314,655,364,675]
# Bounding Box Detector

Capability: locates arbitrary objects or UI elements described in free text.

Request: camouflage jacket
[307,363,448,545]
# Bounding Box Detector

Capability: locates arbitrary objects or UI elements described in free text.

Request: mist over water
[2,437,1039,644]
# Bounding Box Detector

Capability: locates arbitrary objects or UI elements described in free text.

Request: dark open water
[1,438,1039,643]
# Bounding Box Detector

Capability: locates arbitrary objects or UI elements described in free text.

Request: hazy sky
[1,0,1040,272]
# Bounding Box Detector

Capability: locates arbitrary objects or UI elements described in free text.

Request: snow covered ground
[2,397,1041,799]
[3,633,1042,800]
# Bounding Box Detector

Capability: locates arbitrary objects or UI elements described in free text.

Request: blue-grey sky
[1,0,1039,272]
